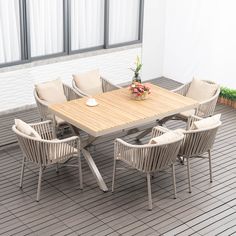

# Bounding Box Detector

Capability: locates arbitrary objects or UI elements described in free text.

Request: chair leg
[208,150,213,183]
[36,166,43,202]
[147,173,152,210]
[186,157,192,193]
[78,155,83,189]
[19,156,26,188]
[172,164,177,199]
[112,159,117,192]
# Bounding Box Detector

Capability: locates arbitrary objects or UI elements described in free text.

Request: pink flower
[129,82,151,97]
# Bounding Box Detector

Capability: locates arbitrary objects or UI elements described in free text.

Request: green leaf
[220,86,236,101]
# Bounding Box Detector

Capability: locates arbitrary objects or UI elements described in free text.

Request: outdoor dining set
[12,69,221,210]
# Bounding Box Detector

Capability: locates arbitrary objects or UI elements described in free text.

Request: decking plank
[0,77,236,235]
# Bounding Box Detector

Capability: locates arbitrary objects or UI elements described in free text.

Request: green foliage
[130,56,143,77]
[220,87,236,101]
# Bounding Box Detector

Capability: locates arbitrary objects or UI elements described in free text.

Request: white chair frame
[112,126,184,210]
[12,120,83,201]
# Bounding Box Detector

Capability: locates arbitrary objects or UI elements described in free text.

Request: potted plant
[130,56,142,83]
[218,87,236,108]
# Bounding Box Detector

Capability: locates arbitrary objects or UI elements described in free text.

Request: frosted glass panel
[28,0,64,57]
[109,0,140,45]
[0,0,21,63]
[71,0,105,50]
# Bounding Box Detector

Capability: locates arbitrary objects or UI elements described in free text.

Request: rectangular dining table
[49,84,199,192]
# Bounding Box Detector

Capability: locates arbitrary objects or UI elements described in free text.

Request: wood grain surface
[49,84,199,137]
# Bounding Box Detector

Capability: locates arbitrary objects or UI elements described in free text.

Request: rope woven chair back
[180,123,221,157]
[198,80,220,117]
[115,139,183,173]
[30,122,54,140]
[13,121,82,202]
[62,83,81,100]
[173,80,220,118]
[72,76,120,97]
[33,89,47,120]
[12,125,77,166]
[203,80,220,93]
[34,84,78,103]
[34,83,80,123]
[13,125,43,164]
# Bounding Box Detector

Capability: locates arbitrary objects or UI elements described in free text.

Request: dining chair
[135,78,220,141]
[72,69,120,97]
[178,115,221,193]
[112,126,184,210]
[34,79,81,135]
[172,78,220,122]
[12,119,83,201]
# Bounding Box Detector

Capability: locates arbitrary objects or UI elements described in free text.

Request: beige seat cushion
[192,114,221,130]
[149,130,184,145]
[15,119,41,139]
[186,78,218,102]
[73,69,103,96]
[35,79,67,103]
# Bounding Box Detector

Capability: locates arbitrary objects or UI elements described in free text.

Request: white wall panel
[162,0,236,88]
[142,0,236,88]
[0,48,141,113]
[141,0,165,81]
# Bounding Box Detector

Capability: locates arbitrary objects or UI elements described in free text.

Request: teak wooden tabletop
[49,84,199,137]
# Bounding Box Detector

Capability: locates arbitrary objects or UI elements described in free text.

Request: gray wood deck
[1,77,236,235]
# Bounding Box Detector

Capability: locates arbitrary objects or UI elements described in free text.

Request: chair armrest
[114,138,138,148]
[114,138,158,151]
[172,82,191,96]
[42,135,80,145]
[101,76,121,92]
[151,126,170,138]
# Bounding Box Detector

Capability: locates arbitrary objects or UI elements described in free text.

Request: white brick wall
[0,48,141,114]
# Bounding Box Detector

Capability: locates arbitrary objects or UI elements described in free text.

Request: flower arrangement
[130,56,143,83]
[129,82,151,100]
